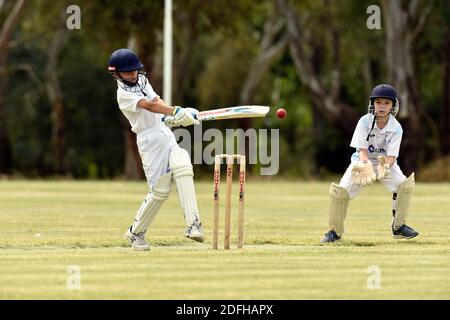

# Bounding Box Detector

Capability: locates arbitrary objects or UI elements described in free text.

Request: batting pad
[328,183,350,237]
[132,172,172,234]
[393,173,415,230]
[169,148,201,227]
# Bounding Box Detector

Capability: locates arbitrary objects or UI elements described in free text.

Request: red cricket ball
[276,108,287,119]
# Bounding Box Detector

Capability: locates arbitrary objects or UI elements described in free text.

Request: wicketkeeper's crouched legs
[328,183,350,237]
[131,172,172,234]
[390,173,419,238]
[386,172,414,229]
[169,147,204,242]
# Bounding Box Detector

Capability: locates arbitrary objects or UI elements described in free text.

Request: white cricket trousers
[339,161,407,199]
[136,126,179,189]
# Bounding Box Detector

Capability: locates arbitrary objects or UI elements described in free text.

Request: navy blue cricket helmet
[368,84,399,117]
[108,48,147,90]
[108,48,143,72]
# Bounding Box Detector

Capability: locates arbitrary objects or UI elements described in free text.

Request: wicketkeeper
[108,48,204,251]
[321,84,419,243]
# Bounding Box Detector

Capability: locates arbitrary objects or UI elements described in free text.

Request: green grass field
[0,180,449,299]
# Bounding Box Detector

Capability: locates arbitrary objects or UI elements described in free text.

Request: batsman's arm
[137,97,175,115]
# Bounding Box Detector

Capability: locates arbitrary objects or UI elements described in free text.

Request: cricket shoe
[184,220,204,243]
[125,227,150,251]
[392,224,419,239]
[320,230,341,243]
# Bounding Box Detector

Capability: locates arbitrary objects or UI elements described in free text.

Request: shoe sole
[320,238,341,244]
[393,233,419,240]
[132,246,150,251]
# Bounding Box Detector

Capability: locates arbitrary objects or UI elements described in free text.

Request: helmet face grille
[390,100,399,117]
[117,73,148,93]
[367,84,400,117]
[367,99,399,117]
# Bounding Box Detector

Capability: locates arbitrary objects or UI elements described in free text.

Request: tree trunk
[45,27,68,175]
[237,3,287,157]
[276,0,359,136]
[382,0,432,174]
[0,50,12,174]
[441,21,450,156]
[0,0,26,174]
[122,117,144,179]
[362,44,374,95]
[172,11,196,106]
[239,4,287,105]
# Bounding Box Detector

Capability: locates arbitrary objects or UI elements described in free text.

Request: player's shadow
[330,239,425,247]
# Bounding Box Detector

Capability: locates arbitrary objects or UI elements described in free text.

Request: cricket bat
[195,105,270,121]
[162,105,270,123]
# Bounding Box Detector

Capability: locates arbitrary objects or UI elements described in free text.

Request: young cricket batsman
[108,48,204,250]
[321,84,419,243]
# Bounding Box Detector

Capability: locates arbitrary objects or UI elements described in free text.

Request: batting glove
[173,106,200,126]
[163,115,179,128]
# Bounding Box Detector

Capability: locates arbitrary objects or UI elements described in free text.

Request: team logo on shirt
[368,145,386,153]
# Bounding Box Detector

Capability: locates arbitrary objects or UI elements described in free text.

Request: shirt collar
[376,115,397,133]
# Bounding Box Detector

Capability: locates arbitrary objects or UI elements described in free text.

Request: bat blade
[196,105,270,121]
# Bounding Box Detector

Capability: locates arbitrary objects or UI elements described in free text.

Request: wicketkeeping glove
[377,156,390,181]
[351,160,377,186]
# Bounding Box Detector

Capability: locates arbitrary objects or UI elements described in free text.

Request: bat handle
[160,110,198,122]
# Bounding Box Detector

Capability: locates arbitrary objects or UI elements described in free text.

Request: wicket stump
[213,154,246,250]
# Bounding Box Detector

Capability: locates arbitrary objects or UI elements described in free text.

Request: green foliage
[2,0,448,179]
[6,35,53,175]
[59,34,124,178]
[198,35,255,107]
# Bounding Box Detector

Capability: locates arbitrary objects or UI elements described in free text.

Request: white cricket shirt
[350,114,403,163]
[116,77,165,134]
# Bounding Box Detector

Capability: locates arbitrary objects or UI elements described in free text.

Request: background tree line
[0,0,448,180]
